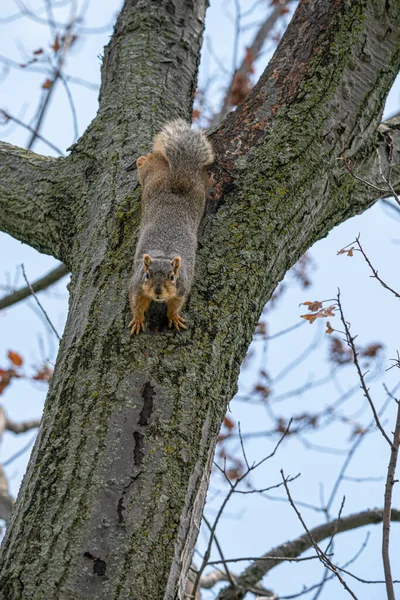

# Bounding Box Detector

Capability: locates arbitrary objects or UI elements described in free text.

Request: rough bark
[0,143,72,263]
[0,1,399,600]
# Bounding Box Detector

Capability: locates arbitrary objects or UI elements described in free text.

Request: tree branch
[0,264,69,311]
[0,143,74,264]
[214,1,292,125]
[211,1,400,226]
[0,407,38,523]
[5,419,41,434]
[0,465,14,524]
[217,509,400,599]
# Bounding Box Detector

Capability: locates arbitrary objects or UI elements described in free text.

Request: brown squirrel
[129,119,214,334]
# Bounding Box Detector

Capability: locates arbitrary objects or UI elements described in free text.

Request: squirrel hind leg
[136,152,168,186]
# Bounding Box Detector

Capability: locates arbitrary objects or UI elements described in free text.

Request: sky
[0,1,399,599]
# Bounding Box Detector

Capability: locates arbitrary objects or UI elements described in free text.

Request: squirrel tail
[153,119,214,192]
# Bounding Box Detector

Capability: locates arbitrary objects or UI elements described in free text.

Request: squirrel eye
[145,273,149,280]
[170,274,175,281]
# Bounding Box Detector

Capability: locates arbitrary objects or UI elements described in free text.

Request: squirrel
[128,119,214,335]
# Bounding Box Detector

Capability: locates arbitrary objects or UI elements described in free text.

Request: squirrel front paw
[129,317,145,335]
[168,313,187,331]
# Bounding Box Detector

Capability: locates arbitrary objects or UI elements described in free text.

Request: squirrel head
[142,254,181,302]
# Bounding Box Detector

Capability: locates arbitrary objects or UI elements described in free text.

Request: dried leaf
[33,365,53,382]
[361,343,383,358]
[326,321,334,334]
[8,350,23,367]
[51,34,60,53]
[337,247,355,257]
[223,416,235,430]
[301,304,337,324]
[42,78,53,90]
[230,71,251,106]
[307,301,323,312]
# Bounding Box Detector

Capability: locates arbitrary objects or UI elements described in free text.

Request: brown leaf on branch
[300,301,337,324]
[0,369,19,395]
[361,343,383,358]
[230,71,251,106]
[42,79,53,90]
[337,247,354,256]
[33,49,44,55]
[33,365,53,382]
[328,337,352,365]
[244,47,255,74]
[326,321,334,334]
[223,416,235,431]
[51,34,61,53]
[8,351,23,367]
[351,425,367,438]
[256,321,267,335]
[254,384,271,398]
[291,253,314,288]
[302,301,323,312]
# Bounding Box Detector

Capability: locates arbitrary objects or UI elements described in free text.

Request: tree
[0,0,399,599]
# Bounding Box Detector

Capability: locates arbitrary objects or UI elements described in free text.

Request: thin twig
[382,401,400,600]
[21,264,61,341]
[354,237,400,299]
[203,515,236,589]
[3,433,38,467]
[207,554,325,566]
[193,423,292,598]
[281,470,358,599]
[336,290,393,448]
[0,264,69,311]
[0,110,64,155]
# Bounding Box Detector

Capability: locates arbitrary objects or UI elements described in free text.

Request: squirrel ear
[143,254,152,271]
[170,256,181,275]
[136,156,147,169]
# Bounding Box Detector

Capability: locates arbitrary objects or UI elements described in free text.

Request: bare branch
[194,424,292,598]
[354,236,400,299]
[1,110,64,156]
[216,508,400,600]
[5,419,41,434]
[0,142,72,263]
[0,465,14,523]
[383,401,400,600]
[281,471,358,599]
[21,264,61,341]
[336,291,393,448]
[214,1,291,125]
[0,264,68,311]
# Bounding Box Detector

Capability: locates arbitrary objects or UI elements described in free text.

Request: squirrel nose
[154,286,162,296]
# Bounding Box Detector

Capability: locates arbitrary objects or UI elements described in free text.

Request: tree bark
[0,1,399,599]
[0,143,72,262]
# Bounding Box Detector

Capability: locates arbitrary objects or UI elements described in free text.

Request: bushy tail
[153,119,214,192]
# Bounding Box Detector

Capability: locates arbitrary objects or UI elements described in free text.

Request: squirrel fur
[128,119,214,334]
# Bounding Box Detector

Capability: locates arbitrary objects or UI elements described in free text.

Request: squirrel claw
[128,319,145,335]
[168,314,187,331]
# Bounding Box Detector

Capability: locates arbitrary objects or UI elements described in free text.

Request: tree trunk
[0,1,399,599]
